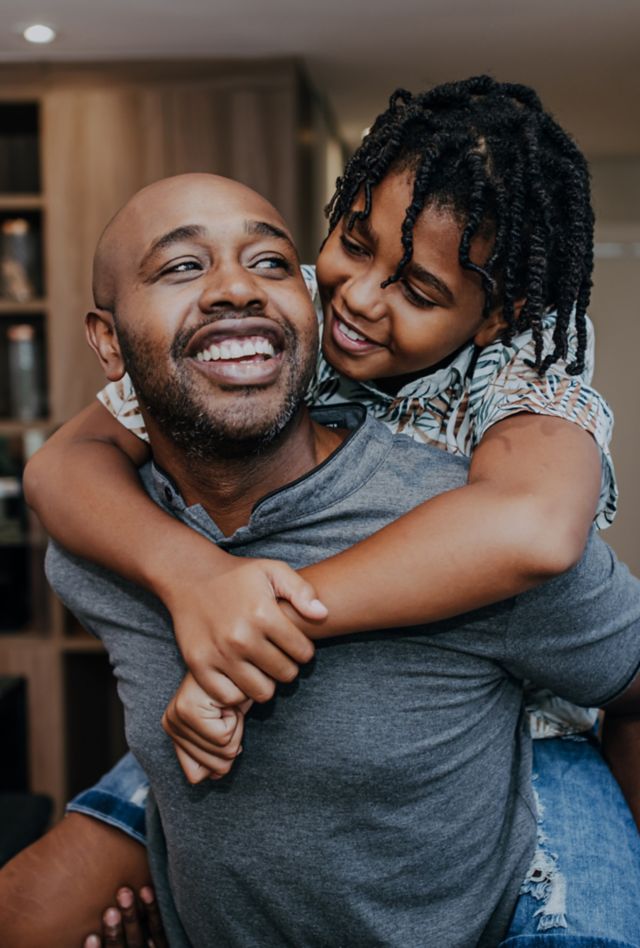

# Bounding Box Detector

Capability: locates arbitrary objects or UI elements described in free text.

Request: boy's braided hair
[325,76,594,374]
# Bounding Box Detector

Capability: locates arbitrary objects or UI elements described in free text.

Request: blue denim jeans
[69,737,640,944]
[500,736,640,947]
[67,750,149,845]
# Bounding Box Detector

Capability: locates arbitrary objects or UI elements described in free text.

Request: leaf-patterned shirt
[98,265,616,738]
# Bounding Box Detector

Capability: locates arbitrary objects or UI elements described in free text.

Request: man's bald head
[86,171,317,466]
[92,174,291,314]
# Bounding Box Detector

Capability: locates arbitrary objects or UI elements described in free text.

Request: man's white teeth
[195,336,276,362]
[338,319,367,343]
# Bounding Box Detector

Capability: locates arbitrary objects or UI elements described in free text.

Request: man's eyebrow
[139,225,208,270]
[407,261,454,304]
[245,219,297,253]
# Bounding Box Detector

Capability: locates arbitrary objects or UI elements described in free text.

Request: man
[9,174,640,945]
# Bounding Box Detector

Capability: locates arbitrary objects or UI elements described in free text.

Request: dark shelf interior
[0,104,40,194]
[64,652,128,799]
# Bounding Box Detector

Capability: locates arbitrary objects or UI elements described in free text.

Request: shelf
[0,630,51,645]
[0,195,44,211]
[60,636,105,654]
[0,300,48,314]
[0,419,52,435]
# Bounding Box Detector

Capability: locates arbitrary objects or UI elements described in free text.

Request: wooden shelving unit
[0,59,338,819]
[0,97,122,818]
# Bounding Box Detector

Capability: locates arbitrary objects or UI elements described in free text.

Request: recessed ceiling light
[23,24,56,44]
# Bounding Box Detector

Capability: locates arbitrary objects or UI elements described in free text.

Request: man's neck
[147,408,345,536]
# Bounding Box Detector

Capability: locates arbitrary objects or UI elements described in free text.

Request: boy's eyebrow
[139,224,207,270]
[407,261,454,304]
[245,220,297,255]
[350,215,375,244]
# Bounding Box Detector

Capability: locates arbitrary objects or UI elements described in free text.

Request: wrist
[140,522,233,603]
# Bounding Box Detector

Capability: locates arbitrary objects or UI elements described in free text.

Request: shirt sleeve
[97,375,149,443]
[499,531,640,708]
[470,315,617,529]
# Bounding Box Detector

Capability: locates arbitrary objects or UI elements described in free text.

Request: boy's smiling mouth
[331,311,383,355]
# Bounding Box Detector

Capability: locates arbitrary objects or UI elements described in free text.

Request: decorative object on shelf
[7,324,42,421]
[0,218,39,302]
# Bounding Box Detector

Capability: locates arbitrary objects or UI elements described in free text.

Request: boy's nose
[198,264,268,312]
[341,270,388,324]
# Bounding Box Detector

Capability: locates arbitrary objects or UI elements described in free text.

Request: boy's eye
[401,280,437,309]
[340,235,368,257]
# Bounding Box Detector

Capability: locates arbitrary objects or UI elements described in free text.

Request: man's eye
[161,260,201,275]
[340,235,367,257]
[253,256,292,273]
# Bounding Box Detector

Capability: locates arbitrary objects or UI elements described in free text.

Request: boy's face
[94,175,318,453]
[316,172,504,391]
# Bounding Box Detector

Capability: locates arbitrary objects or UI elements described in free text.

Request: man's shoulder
[45,539,166,633]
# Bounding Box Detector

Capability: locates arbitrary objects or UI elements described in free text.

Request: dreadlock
[325,76,594,374]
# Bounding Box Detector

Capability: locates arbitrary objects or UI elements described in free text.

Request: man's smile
[184,316,287,386]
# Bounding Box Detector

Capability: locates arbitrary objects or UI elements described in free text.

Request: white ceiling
[1,0,639,155]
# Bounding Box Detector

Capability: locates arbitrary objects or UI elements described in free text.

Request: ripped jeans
[500,735,640,947]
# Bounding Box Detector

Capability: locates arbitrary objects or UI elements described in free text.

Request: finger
[139,886,168,948]
[175,744,214,783]
[172,733,243,778]
[164,698,238,748]
[84,936,102,948]
[171,716,244,763]
[197,662,277,704]
[102,906,125,947]
[164,705,244,758]
[227,641,301,688]
[191,669,249,706]
[266,562,328,621]
[116,887,145,948]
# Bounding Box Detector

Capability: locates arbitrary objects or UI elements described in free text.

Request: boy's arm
[24,401,323,704]
[294,412,601,636]
[29,406,600,698]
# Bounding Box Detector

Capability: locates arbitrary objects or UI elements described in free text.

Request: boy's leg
[500,735,640,947]
[0,812,151,947]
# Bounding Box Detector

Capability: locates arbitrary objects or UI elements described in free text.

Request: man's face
[105,176,318,459]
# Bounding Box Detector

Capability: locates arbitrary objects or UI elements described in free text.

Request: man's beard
[116,315,317,463]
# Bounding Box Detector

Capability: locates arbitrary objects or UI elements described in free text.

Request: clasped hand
[161,555,326,782]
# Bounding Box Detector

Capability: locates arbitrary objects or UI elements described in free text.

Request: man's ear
[85,309,125,381]
[473,297,526,348]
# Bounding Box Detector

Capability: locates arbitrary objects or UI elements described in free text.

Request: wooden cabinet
[0,60,335,816]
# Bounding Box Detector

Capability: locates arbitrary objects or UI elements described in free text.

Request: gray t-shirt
[46,406,640,947]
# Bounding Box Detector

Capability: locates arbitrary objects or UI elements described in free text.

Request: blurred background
[0,0,638,836]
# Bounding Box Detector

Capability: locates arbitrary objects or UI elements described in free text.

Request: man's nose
[198,263,268,312]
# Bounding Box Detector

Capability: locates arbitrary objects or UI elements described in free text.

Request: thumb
[267,562,328,620]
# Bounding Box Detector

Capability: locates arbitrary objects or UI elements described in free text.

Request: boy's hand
[163,555,324,705]
[162,673,252,782]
